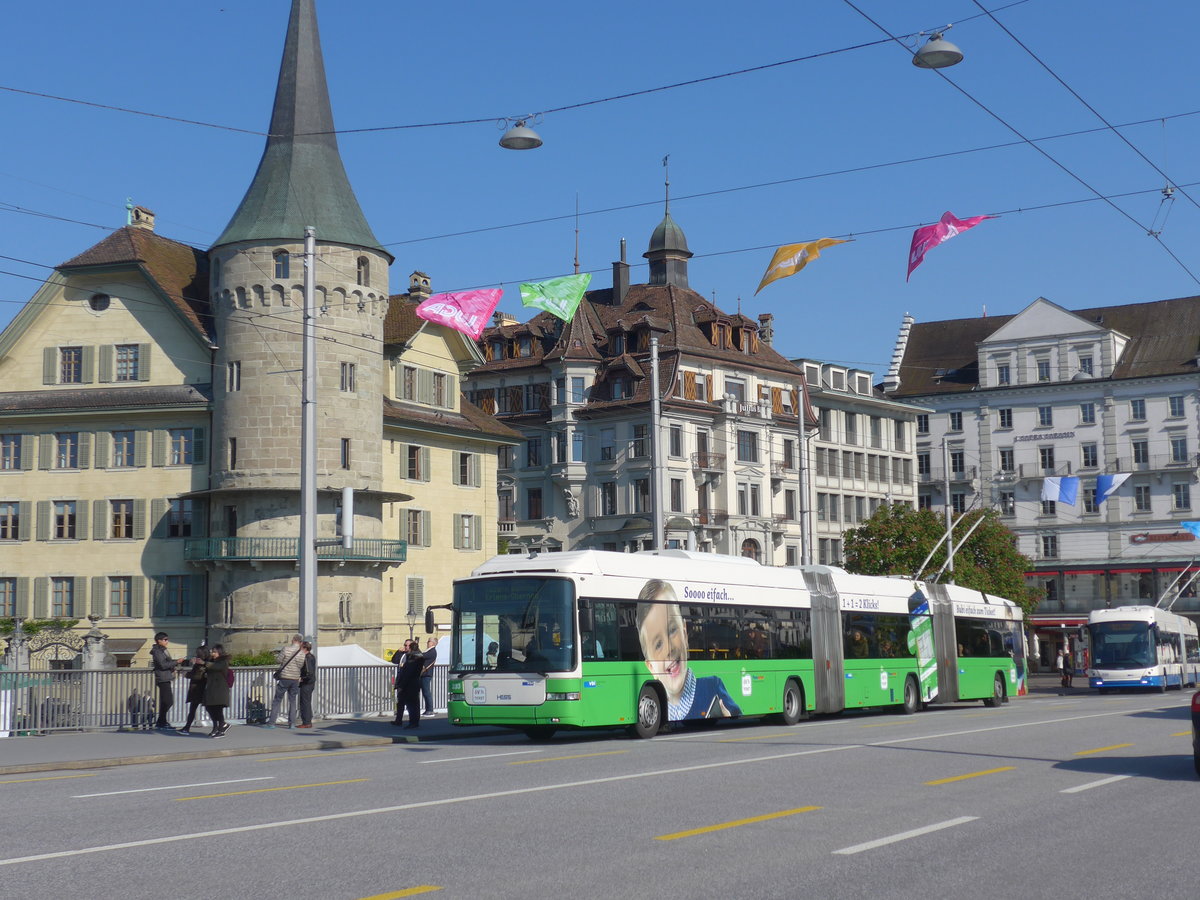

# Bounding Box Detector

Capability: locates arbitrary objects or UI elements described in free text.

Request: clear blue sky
[4,1,1200,372]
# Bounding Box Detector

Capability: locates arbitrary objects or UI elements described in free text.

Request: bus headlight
[546,692,581,701]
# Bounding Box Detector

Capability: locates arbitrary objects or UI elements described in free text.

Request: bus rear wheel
[780,679,806,726]
[901,676,920,715]
[983,674,1005,707]
[633,685,662,739]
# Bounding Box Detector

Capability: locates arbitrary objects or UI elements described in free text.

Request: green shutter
[18,501,31,541]
[471,453,481,487]
[133,499,147,540]
[20,434,33,470]
[191,427,206,464]
[91,577,107,617]
[94,431,110,468]
[152,577,165,618]
[152,430,166,466]
[98,345,114,383]
[43,348,57,385]
[453,514,463,549]
[131,576,146,619]
[138,344,151,381]
[151,498,167,539]
[394,362,403,398]
[76,500,89,540]
[36,501,50,541]
[473,515,483,551]
[446,374,458,408]
[193,499,208,538]
[73,576,87,618]
[38,434,53,470]
[81,345,96,383]
[15,578,30,618]
[420,447,431,483]
[407,577,425,616]
[77,432,91,470]
[32,577,48,619]
[418,369,434,405]
[93,500,107,540]
[134,431,148,467]
[420,510,431,547]
[189,574,205,617]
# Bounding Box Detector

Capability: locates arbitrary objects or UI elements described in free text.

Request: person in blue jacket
[636,579,741,722]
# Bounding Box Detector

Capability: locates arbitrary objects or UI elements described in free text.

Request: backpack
[225,668,236,688]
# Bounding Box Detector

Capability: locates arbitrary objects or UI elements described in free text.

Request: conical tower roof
[213,0,386,256]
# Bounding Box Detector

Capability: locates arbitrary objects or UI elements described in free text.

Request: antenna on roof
[573,193,580,274]
[125,198,134,226]
[662,154,670,214]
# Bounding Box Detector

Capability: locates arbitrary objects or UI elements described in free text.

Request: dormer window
[357,256,370,286]
[611,333,625,355]
[518,336,532,358]
[489,339,504,361]
[1078,355,1093,375]
[273,250,290,280]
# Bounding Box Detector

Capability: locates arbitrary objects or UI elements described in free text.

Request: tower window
[357,256,369,286]
[273,250,290,280]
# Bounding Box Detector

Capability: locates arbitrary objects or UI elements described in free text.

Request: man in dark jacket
[150,632,182,728]
[396,640,425,729]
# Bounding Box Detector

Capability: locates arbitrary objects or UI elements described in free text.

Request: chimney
[130,206,156,231]
[612,238,630,306]
[492,311,518,327]
[757,313,774,346]
[408,271,432,301]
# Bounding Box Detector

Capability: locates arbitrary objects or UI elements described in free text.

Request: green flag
[519,273,592,321]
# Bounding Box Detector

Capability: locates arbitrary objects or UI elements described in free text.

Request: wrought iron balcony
[184,537,407,563]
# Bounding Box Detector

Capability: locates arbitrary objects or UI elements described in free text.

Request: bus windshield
[1089,621,1155,669]
[452,576,576,673]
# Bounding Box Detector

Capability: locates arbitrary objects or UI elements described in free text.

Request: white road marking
[0,744,859,867]
[833,816,978,855]
[73,778,275,799]
[418,749,543,764]
[1060,775,1131,794]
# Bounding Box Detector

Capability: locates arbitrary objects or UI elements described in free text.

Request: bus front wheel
[901,676,920,715]
[780,679,807,726]
[523,726,557,741]
[633,685,662,739]
[983,674,1005,707]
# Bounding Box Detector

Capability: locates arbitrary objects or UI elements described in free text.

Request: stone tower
[204,0,396,653]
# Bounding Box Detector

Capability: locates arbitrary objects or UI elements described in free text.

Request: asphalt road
[1,690,1195,900]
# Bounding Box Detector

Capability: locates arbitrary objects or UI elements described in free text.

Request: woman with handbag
[203,644,233,738]
[177,644,208,734]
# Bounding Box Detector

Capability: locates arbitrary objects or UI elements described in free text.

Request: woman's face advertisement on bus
[637,596,689,705]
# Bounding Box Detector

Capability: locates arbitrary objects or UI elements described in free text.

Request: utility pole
[299,226,318,646]
[650,337,664,550]
[941,437,954,583]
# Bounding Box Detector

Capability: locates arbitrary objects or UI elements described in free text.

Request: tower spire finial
[662,154,670,214]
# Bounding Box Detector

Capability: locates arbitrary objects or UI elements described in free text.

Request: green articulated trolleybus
[444,550,1026,739]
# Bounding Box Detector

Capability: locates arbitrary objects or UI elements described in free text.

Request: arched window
[357,256,370,286]
[740,538,761,562]
[273,250,290,279]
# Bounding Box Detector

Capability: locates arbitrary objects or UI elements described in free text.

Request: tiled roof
[890,295,1200,397]
[0,383,213,413]
[382,396,521,442]
[382,293,424,345]
[60,227,213,343]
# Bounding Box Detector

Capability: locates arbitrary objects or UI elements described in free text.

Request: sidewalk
[0,714,512,776]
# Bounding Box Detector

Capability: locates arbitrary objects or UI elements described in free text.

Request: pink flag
[907,211,994,281]
[415,289,503,340]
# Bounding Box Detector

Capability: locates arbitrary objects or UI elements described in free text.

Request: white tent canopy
[315,644,392,666]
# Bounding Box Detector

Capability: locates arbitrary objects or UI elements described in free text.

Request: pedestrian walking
[396,639,424,729]
[266,633,306,728]
[150,632,184,729]
[297,641,316,728]
[1058,646,1069,688]
[202,644,233,738]
[421,636,438,716]
[178,644,208,734]
[391,639,411,725]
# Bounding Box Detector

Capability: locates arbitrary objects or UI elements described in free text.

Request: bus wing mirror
[578,597,592,611]
[424,608,435,634]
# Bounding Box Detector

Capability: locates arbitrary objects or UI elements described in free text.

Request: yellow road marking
[175,779,367,800]
[718,732,799,742]
[358,889,443,899]
[1074,743,1133,756]
[510,750,627,765]
[926,766,1015,785]
[1171,731,1190,737]
[656,806,821,841]
[0,774,97,785]
[256,748,389,762]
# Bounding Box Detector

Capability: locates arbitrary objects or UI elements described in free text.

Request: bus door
[925,584,959,703]
[804,571,845,714]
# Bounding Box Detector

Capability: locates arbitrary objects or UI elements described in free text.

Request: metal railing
[691,452,727,471]
[0,664,448,735]
[183,537,407,563]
